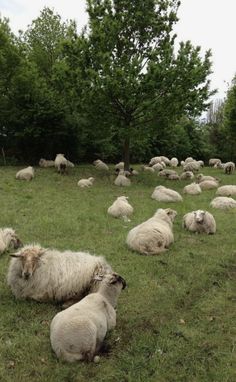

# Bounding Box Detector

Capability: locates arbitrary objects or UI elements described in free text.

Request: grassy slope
[0,165,235,382]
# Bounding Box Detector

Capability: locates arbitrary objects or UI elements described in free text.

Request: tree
[63,0,215,169]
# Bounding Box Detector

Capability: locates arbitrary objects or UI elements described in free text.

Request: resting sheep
[199,180,219,190]
[7,244,113,304]
[183,183,202,195]
[142,166,155,173]
[216,185,236,196]
[55,154,68,174]
[170,157,178,167]
[93,160,109,171]
[210,197,236,209]
[152,163,164,172]
[107,196,133,221]
[39,158,55,168]
[196,174,219,183]
[77,177,95,188]
[224,162,235,174]
[114,174,131,186]
[158,169,178,178]
[50,273,126,363]
[183,210,216,234]
[180,171,194,180]
[0,228,22,255]
[183,161,200,172]
[126,208,177,255]
[16,166,34,181]
[149,157,162,166]
[151,186,183,202]
[115,162,124,170]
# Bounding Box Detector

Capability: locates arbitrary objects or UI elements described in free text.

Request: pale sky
[1,0,236,101]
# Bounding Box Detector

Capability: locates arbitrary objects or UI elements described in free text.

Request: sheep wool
[199,180,219,190]
[216,185,236,196]
[114,174,131,186]
[16,166,34,181]
[183,183,202,195]
[77,177,95,188]
[0,228,22,255]
[108,196,133,220]
[151,186,183,202]
[183,210,216,234]
[170,157,178,167]
[210,197,236,210]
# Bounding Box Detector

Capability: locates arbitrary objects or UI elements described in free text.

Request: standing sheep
[55,154,68,174]
[77,177,95,188]
[151,186,183,202]
[224,162,235,174]
[210,197,236,209]
[183,161,200,172]
[16,166,34,181]
[126,208,177,255]
[183,210,216,234]
[0,228,22,255]
[209,158,221,167]
[50,273,126,363]
[107,196,133,221]
[183,183,202,195]
[7,244,113,304]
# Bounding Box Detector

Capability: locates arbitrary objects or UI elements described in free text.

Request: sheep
[126,208,177,255]
[130,168,139,175]
[196,174,220,183]
[183,161,200,172]
[180,160,185,167]
[50,272,126,363]
[151,186,183,202]
[141,165,155,173]
[183,183,202,195]
[77,177,95,188]
[199,180,219,190]
[216,185,236,197]
[180,171,194,180]
[67,160,75,168]
[7,244,113,304]
[167,173,180,180]
[224,162,235,174]
[16,166,34,181]
[39,158,55,168]
[214,162,225,169]
[116,169,131,177]
[210,196,236,209]
[55,154,68,174]
[198,160,204,167]
[160,156,170,166]
[152,163,164,172]
[93,159,109,171]
[114,174,131,186]
[209,158,221,167]
[170,157,178,167]
[183,210,216,234]
[158,169,178,178]
[115,162,124,170]
[107,196,133,221]
[149,156,162,166]
[184,157,194,164]
[0,228,22,255]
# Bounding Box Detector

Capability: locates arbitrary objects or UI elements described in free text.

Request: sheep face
[11,247,44,279]
[96,272,126,290]
[165,208,178,222]
[4,229,22,249]
[194,210,205,224]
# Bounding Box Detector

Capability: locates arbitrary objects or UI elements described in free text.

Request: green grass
[0,165,235,382]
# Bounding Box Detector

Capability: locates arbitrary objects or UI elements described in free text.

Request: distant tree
[224,75,236,159]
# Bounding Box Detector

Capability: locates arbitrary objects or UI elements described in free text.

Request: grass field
[0,165,235,382]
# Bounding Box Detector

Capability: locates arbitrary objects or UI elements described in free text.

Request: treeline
[0,2,235,166]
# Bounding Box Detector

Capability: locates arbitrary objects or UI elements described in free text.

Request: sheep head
[3,228,22,249]
[94,272,126,290]
[194,210,206,224]
[10,245,46,280]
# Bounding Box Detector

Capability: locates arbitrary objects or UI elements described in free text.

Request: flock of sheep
[1,153,236,363]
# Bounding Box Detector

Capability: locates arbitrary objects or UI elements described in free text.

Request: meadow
[0,165,235,382]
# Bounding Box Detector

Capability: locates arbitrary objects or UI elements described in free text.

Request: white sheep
[0,228,22,255]
[77,177,95,188]
[115,162,124,170]
[183,210,216,234]
[196,174,219,183]
[152,163,164,172]
[39,158,55,168]
[67,160,75,168]
[170,157,178,167]
[199,180,219,190]
[7,244,113,304]
[141,166,155,173]
[184,157,194,164]
[183,161,200,172]
[197,160,204,167]
[50,272,126,363]
[216,185,236,196]
[210,196,236,209]
[107,196,133,221]
[180,171,194,180]
[167,174,180,180]
[126,208,177,255]
[158,169,178,178]
[224,162,235,174]
[149,157,162,166]
[183,183,202,195]
[114,174,131,186]
[151,186,183,202]
[93,159,109,171]
[55,154,68,174]
[160,156,170,165]
[209,158,221,167]
[16,166,34,181]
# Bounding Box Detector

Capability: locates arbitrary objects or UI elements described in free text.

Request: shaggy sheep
[142,166,155,173]
[151,186,183,202]
[160,156,170,166]
[209,158,221,167]
[183,183,202,195]
[196,174,219,183]
[115,162,124,170]
[114,174,131,186]
[16,166,34,181]
[107,196,133,221]
[199,180,219,190]
[39,159,55,168]
[198,160,204,167]
[224,162,235,174]
[184,157,194,164]
[7,244,113,304]
[126,208,177,255]
[183,161,200,172]
[210,196,236,209]
[180,171,194,180]
[170,157,178,167]
[167,174,180,180]
[93,160,109,171]
[55,154,68,174]
[77,177,95,188]
[216,185,236,196]
[158,169,178,178]
[50,273,126,363]
[0,228,22,255]
[183,210,216,234]
[152,163,164,172]
[149,157,162,166]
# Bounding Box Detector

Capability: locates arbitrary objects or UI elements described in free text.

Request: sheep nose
[23,272,30,280]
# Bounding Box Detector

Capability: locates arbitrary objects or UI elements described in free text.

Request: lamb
[114,174,131,186]
[77,177,95,188]
[151,186,183,202]
[183,161,200,172]
[107,196,133,221]
[7,244,113,304]
[0,228,22,255]
[50,272,126,363]
[115,162,124,170]
[224,161,235,174]
[210,196,236,209]
[180,171,194,180]
[183,182,202,195]
[93,159,109,171]
[55,154,68,174]
[216,185,236,196]
[170,157,178,167]
[209,158,221,167]
[39,158,55,168]
[196,174,220,183]
[16,166,34,181]
[199,180,219,190]
[183,210,216,234]
[126,208,177,255]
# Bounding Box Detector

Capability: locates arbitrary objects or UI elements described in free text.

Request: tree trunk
[123,137,130,171]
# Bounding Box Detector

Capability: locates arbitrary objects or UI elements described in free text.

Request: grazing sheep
[198,160,204,167]
[126,208,177,255]
[152,163,164,172]
[7,244,113,304]
[183,183,202,195]
[216,185,236,196]
[210,196,236,209]
[114,174,131,186]
[183,210,216,234]
[183,161,200,172]
[16,166,34,181]
[170,157,178,167]
[67,160,75,168]
[214,162,225,169]
[93,160,109,171]
[199,180,219,190]
[39,158,55,168]
[55,154,68,174]
[0,228,22,255]
[209,158,221,167]
[151,186,183,202]
[108,196,133,221]
[180,171,194,180]
[50,273,126,363]
[77,177,95,188]
[196,174,220,183]
[224,162,235,174]
[115,162,124,170]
